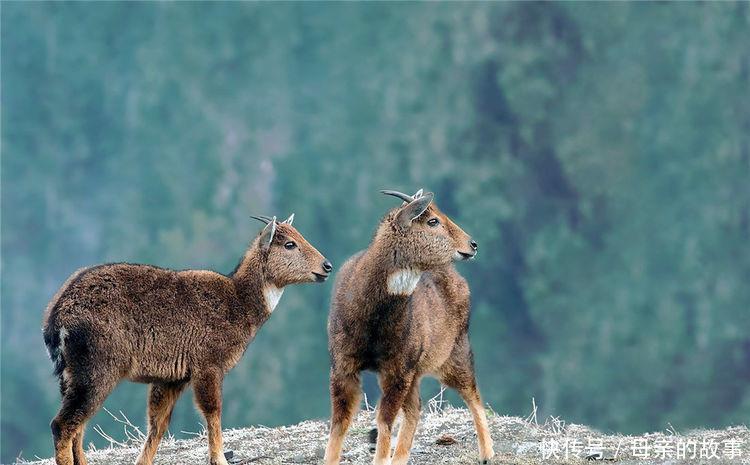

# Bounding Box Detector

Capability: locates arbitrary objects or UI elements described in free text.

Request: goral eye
[284,241,297,250]
[427,218,440,227]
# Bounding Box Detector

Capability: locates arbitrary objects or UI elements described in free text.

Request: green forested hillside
[2,2,749,462]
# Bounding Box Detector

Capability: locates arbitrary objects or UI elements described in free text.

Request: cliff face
[19,407,748,465]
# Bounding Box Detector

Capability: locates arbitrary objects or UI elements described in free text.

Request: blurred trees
[2,2,749,461]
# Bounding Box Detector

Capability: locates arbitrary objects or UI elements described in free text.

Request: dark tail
[43,304,66,381]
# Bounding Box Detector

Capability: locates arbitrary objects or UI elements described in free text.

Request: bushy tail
[43,304,66,381]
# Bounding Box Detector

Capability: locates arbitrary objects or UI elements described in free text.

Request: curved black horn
[250,215,274,225]
[380,190,414,203]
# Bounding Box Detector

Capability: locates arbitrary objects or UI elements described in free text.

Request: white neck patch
[263,285,285,312]
[387,269,422,295]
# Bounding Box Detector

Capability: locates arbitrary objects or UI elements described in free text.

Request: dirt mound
[18,407,748,464]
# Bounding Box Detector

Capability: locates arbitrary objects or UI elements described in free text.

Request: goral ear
[259,216,277,251]
[395,192,433,228]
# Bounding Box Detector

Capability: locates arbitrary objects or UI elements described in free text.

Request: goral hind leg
[373,371,415,465]
[324,370,362,465]
[390,379,421,465]
[438,339,495,463]
[52,373,116,465]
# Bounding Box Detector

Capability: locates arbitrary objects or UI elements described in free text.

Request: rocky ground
[18,406,749,465]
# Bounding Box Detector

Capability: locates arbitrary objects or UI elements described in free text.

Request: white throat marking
[263,285,285,312]
[387,269,422,295]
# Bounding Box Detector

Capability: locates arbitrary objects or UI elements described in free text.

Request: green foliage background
[2,2,749,462]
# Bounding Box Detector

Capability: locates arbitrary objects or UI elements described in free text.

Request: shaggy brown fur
[43,216,332,465]
[324,190,494,465]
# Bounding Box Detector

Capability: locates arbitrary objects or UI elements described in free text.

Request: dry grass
[17,405,749,465]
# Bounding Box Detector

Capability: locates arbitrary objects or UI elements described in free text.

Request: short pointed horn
[250,215,274,225]
[283,213,295,225]
[380,189,414,203]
